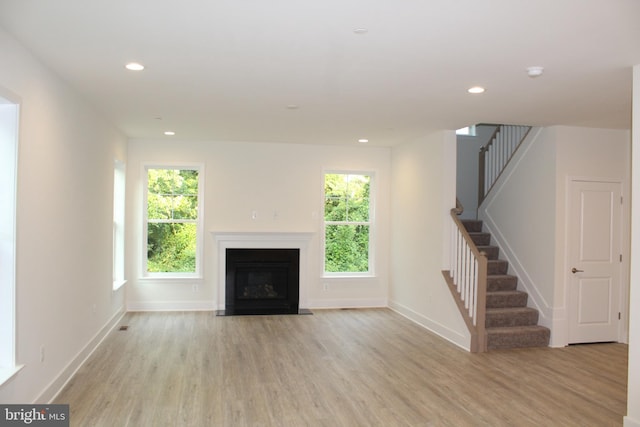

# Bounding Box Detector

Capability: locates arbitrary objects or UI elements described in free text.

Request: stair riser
[486,293,528,308]
[462,220,483,233]
[487,329,550,350]
[486,311,539,328]
[478,246,499,260]
[488,260,508,275]
[487,276,518,292]
[469,233,491,246]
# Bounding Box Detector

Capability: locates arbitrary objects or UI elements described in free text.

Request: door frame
[563,176,628,345]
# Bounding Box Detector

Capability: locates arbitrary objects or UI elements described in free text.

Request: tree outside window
[324,173,372,274]
[145,167,201,275]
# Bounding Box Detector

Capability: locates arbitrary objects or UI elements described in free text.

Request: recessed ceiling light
[526,66,544,78]
[286,104,299,110]
[125,62,145,71]
[468,86,485,94]
[358,139,369,144]
[353,28,368,34]
[164,131,175,136]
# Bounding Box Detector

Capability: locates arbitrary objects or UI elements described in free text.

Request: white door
[567,179,622,344]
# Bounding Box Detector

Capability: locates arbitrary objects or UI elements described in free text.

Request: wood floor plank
[54,309,628,426]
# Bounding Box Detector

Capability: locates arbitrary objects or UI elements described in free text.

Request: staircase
[462,219,550,350]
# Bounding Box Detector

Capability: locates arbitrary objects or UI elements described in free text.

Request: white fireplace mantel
[211,231,315,310]
[212,231,315,245]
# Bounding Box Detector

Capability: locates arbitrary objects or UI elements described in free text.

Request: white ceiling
[1,0,639,146]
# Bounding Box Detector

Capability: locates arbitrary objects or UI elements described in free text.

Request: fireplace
[213,231,313,315]
[224,248,300,315]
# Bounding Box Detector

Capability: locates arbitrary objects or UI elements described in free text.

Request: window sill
[322,274,376,279]
[138,276,203,283]
[112,279,127,291]
[0,365,24,387]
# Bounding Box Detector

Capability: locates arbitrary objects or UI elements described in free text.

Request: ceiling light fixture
[468,86,485,94]
[164,131,175,136]
[353,28,368,34]
[358,139,369,144]
[526,66,544,78]
[125,62,145,71]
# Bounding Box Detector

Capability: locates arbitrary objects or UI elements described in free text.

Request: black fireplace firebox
[224,248,300,315]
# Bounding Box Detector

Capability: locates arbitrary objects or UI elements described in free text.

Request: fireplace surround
[212,231,313,315]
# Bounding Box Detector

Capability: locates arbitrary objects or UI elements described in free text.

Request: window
[144,166,203,277]
[456,125,477,136]
[323,172,373,275]
[113,160,126,290]
[0,96,19,383]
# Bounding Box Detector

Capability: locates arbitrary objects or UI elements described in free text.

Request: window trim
[322,170,376,278]
[113,159,126,290]
[141,163,205,280]
[456,125,477,136]
[0,93,19,383]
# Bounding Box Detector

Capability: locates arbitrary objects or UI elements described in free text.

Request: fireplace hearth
[221,248,305,315]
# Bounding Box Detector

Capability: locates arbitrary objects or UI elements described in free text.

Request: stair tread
[487,325,550,333]
[487,290,526,295]
[486,307,538,314]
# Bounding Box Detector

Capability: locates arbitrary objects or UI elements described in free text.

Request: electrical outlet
[192,284,199,292]
[323,283,329,291]
[40,346,45,363]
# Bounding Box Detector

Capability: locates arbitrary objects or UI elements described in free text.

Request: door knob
[571,267,584,274]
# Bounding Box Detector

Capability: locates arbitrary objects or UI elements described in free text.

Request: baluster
[451,222,456,276]
[455,231,462,291]
[472,259,478,326]
[499,127,505,170]
[463,235,469,299]
[465,244,471,309]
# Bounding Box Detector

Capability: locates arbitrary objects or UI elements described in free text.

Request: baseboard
[388,300,470,351]
[39,308,126,403]
[624,416,640,427]
[126,300,216,312]
[306,298,387,309]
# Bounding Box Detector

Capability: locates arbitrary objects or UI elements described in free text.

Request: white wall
[624,64,640,427]
[0,27,127,403]
[126,139,391,310]
[478,126,630,347]
[389,130,470,349]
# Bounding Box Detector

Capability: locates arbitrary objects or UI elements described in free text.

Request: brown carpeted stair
[462,219,550,350]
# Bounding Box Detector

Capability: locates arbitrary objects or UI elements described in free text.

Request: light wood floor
[54,309,628,427]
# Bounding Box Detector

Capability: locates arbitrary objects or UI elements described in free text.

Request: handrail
[445,208,488,352]
[478,125,531,205]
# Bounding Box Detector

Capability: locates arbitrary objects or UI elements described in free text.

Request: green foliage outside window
[146,168,199,273]
[324,173,371,273]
